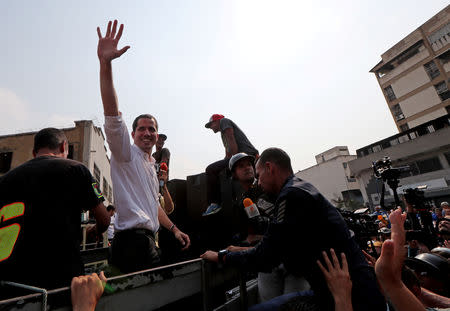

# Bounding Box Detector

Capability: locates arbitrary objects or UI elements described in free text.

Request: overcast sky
[1,1,448,179]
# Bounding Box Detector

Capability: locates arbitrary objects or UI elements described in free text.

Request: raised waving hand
[97,20,130,63]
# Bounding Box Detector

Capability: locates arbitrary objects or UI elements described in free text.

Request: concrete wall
[89,125,113,204]
[381,30,423,63]
[391,66,430,98]
[0,133,34,172]
[75,121,113,204]
[296,155,359,203]
[399,86,442,117]
[379,46,429,85]
[315,146,349,164]
[408,108,448,128]
[349,126,450,206]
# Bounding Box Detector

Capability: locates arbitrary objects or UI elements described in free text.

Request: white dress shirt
[104,115,160,232]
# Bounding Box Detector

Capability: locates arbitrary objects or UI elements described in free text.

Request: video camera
[339,208,379,248]
[372,156,410,181]
[403,186,430,211]
[372,156,410,209]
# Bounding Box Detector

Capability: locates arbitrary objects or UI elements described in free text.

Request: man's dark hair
[132,114,159,132]
[33,128,67,154]
[106,205,115,212]
[258,148,293,174]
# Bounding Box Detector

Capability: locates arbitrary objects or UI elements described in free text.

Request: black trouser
[205,158,230,205]
[111,229,160,273]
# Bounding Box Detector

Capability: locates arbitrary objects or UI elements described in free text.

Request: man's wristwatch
[218,249,229,264]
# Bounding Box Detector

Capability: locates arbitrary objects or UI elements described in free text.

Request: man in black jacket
[202,148,386,311]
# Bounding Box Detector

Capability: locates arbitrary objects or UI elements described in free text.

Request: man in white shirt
[97,19,190,273]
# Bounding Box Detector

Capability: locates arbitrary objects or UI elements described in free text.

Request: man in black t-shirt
[0,128,110,292]
[203,114,259,216]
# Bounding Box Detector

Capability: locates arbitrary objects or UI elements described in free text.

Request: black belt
[116,228,155,239]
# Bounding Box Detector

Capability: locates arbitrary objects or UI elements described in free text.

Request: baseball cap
[229,153,255,171]
[158,134,167,141]
[205,114,224,128]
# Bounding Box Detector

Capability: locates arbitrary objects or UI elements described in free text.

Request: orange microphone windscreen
[243,198,254,208]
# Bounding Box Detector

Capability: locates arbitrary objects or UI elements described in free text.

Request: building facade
[0,120,113,204]
[371,5,450,132]
[348,115,450,209]
[295,146,363,207]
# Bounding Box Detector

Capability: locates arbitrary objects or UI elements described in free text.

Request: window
[68,144,74,160]
[416,157,442,174]
[434,81,450,101]
[445,152,450,166]
[384,85,396,101]
[347,176,356,182]
[0,152,13,173]
[409,131,417,139]
[372,145,382,153]
[398,135,409,143]
[400,124,409,132]
[391,104,404,121]
[93,163,101,183]
[424,61,440,80]
[427,125,435,133]
[108,186,113,202]
[409,162,420,176]
[381,140,391,149]
[342,162,347,169]
[103,177,109,199]
[438,50,450,65]
[390,138,399,146]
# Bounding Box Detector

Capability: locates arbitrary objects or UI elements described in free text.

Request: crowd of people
[1,19,450,311]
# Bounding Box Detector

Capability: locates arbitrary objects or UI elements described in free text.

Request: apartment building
[348,115,450,208]
[371,5,450,132]
[295,146,363,206]
[0,120,113,204]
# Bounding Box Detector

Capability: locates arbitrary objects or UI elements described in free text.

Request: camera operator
[403,188,438,252]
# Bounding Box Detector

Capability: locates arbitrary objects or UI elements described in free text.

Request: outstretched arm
[375,208,425,311]
[97,20,130,116]
[317,249,353,311]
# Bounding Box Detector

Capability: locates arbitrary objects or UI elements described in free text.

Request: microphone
[243,198,260,218]
[377,214,388,226]
[159,162,168,191]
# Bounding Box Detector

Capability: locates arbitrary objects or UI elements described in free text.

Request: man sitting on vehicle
[203,114,259,216]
